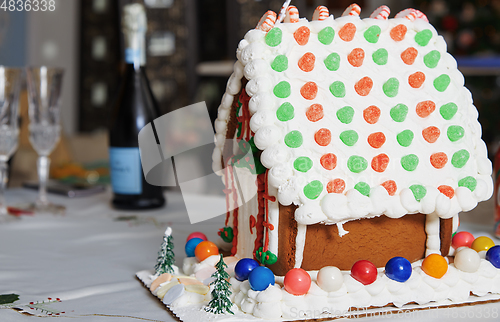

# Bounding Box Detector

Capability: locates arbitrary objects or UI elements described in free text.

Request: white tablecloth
[1,188,500,322]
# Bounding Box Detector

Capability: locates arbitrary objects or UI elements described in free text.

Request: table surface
[1,188,500,322]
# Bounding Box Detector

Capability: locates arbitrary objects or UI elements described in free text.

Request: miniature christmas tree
[205,254,234,315]
[154,227,175,275]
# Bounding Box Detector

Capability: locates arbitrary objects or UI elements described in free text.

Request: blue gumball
[185,237,203,257]
[385,257,412,283]
[234,258,260,281]
[248,266,275,291]
[486,245,500,269]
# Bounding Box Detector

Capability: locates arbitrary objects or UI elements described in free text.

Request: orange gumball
[421,253,448,279]
[194,241,219,262]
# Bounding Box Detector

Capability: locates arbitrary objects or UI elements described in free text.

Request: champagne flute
[26,67,65,214]
[0,67,22,219]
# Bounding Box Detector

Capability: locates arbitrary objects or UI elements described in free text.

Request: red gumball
[186,232,208,243]
[284,268,311,295]
[452,231,474,249]
[351,260,377,285]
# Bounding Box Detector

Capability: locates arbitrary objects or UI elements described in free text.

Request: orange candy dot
[422,126,440,143]
[348,48,365,67]
[371,153,390,172]
[421,254,448,279]
[381,180,397,196]
[438,185,454,199]
[306,104,323,122]
[390,24,407,41]
[315,128,331,146]
[294,26,311,45]
[195,241,219,262]
[339,23,356,42]
[416,100,436,118]
[409,71,425,88]
[367,132,386,149]
[401,47,418,65]
[363,105,381,124]
[298,52,315,72]
[300,81,318,100]
[430,152,448,169]
[355,76,373,96]
[320,153,337,170]
[327,179,345,193]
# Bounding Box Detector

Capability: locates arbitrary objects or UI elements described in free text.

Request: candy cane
[412,9,429,22]
[256,10,277,32]
[277,0,291,23]
[312,6,330,21]
[370,5,390,20]
[395,8,427,22]
[342,3,361,17]
[284,5,299,23]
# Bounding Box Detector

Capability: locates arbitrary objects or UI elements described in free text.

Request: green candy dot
[276,102,294,122]
[409,184,427,201]
[373,48,388,65]
[294,157,313,173]
[390,104,408,122]
[383,78,399,97]
[458,176,477,192]
[265,28,282,47]
[434,74,450,92]
[440,103,458,120]
[285,130,303,148]
[424,50,440,68]
[304,180,323,200]
[397,130,414,147]
[415,29,433,46]
[271,55,288,72]
[337,106,355,124]
[348,156,368,173]
[324,53,341,71]
[340,130,358,146]
[330,81,346,98]
[401,154,419,171]
[364,25,381,44]
[451,149,470,168]
[447,125,465,142]
[273,81,291,98]
[318,27,335,45]
[354,182,370,196]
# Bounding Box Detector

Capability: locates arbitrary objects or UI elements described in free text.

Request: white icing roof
[213,13,493,225]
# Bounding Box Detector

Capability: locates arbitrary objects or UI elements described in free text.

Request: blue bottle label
[109,147,143,194]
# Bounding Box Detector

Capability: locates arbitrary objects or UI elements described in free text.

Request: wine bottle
[108,3,165,210]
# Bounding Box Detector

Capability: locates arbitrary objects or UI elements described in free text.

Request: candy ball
[452,231,475,249]
[248,266,275,291]
[421,254,448,279]
[317,266,343,292]
[234,258,260,281]
[351,260,377,285]
[486,245,500,269]
[194,241,219,262]
[284,268,311,295]
[186,232,207,242]
[385,257,412,283]
[454,247,481,272]
[185,237,203,257]
[471,236,495,252]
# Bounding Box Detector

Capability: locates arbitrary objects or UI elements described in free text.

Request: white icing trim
[294,224,307,268]
[267,184,280,257]
[425,213,441,256]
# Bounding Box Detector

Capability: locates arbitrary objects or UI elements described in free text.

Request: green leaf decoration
[0,294,19,305]
[256,247,278,265]
[218,227,234,243]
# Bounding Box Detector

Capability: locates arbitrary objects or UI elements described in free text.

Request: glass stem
[37,155,50,206]
[0,161,8,216]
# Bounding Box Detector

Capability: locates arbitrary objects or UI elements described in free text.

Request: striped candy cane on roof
[342,3,361,17]
[395,8,428,22]
[370,5,390,20]
[312,6,329,21]
[256,10,277,32]
[277,0,291,23]
[284,5,299,23]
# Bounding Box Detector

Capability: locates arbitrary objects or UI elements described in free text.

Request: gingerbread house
[212,3,493,276]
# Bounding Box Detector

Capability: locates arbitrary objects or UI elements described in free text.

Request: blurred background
[1,0,500,188]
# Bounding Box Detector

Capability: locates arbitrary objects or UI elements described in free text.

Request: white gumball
[317,266,344,292]
[454,247,481,272]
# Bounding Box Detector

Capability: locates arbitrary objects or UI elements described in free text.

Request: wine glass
[26,67,65,214]
[0,67,22,219]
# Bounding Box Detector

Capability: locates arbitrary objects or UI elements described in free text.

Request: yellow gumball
[421,254,448,279]
[471,236,495,252]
